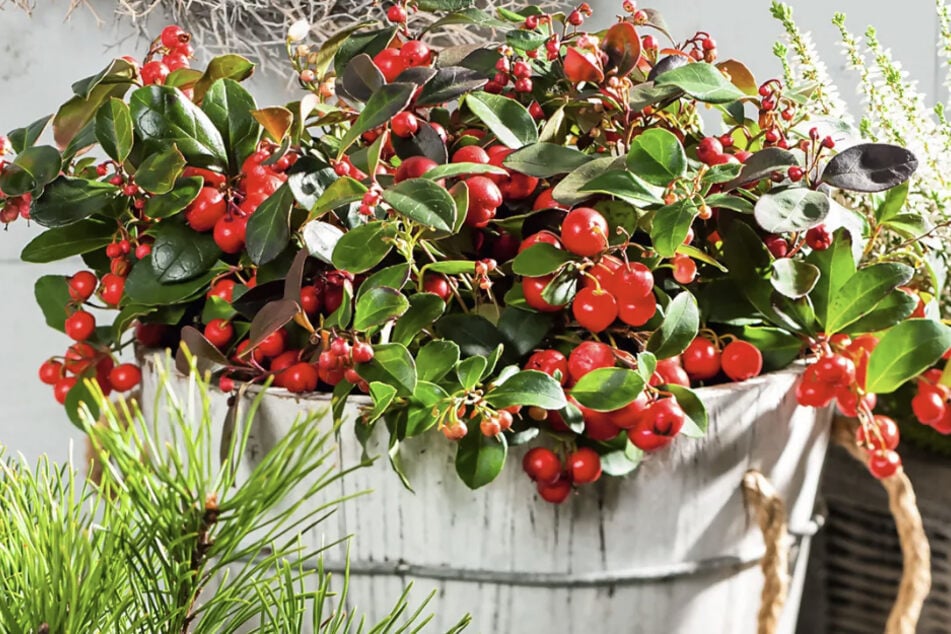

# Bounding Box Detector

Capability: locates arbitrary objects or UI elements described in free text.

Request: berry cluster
[140,25,196,86]
[522,445,601,504]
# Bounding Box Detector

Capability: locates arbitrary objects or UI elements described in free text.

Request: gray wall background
[0,0,942,466]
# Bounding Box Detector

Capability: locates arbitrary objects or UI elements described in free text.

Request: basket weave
[799,444,951,634]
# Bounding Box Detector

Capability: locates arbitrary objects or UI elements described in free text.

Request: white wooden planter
[140,354,831,634]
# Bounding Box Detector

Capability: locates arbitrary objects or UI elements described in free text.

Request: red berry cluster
[140,25,195,86]
[682,336,764,383]
[522,445,601,504]
[911,369,951,433]
[372,39,432,83]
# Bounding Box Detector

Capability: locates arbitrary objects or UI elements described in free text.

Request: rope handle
[743,470,789,634]
[832,417,931,634]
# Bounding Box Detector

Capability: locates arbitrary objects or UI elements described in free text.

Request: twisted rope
[831,417,931,634]
[743,470,789,634]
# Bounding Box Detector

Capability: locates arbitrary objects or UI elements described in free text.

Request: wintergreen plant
[0,355,469,633]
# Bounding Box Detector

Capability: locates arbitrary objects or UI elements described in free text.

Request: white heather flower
[287,19,310,43]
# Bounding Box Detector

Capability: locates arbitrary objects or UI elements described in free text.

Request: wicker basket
[798,444,951,633]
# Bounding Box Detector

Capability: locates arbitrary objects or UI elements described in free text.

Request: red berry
[54,377,78,404]
[160,25,188,49]
[219,376,235,392]
[283,362,319,393]
[867,449,901,479]
[423,273,452,301]
[568,9,584,25]
[525,349,569,385]
[204,319,234,348]
[856,415,900,451]
[568,341,615,383]
[65,311,96,342]
[207,279,236,303]
[373,47,407,82]
[391,111,419,138]
[451,145,490,165]
[532,188,566,211]
[654,358,690,387]
[109,363,141,391]
[696,137,724,164]
[522,447,561,485]
[568,447,602,484]
[394,156,437,182]
[617,293,657,327]
[764,235,789,258]
[537,477,572,504]
[522,275,565,312]
[721,340,762,382]
[352,341,374,364]
[135,243,152,259]
[254,329,286,359]
[609,392,650,429]
[672,255,697,284]
[682,337,721,381]
[787,166,804,182]
[518,230,562,253]
[69,271,98,302]
[629,398,685,451]
[141,61,170,85]
[300,286,321,314]
[185,187,227,232]
[805,224,832,251]
[795,376,836,407]
[583,255,623,291]
[64,342,97,375]
[835,388,877,418]
[213,215,248,254]
[514,78,533,93]
[39,359,64,385]
[465,175,504,211]
[400,40,432,67]
[608,262,653,301]
[386,4,407,23]
[560,207,609,256]
[912,386,947,425]
[812,354,856,387]
[572,287,618,333]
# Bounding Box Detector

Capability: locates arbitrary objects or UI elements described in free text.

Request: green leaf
[71,58,137,99]
[193,55,255,102]
[424,260,476,275]
[308,176,368,218]
[324,280,354,329]
[626,128,687,186]
[202,78,262,172]
[338,83,416,155]
[134,145,185,194]
[455,428,507,489]
[34,275,71,332]
[382,178,458,232]
[497,307,552,358]
[502,143,592,178]
[484,370,566,410]
[143,176,203,219]
[876,180,909,224]
[770,259,820,299]
[331,221,396,273]
[404,383,448,436]
[845,291,917,334]
[416,340,460,382]
[54,78,132,150]
[21,217,116,263]
[415,65,488,107]
[511,243,576,276]
[353,287,410,331]
[245,184,295,265]
[646,292,700,358]
[393,293,446,345]
[883,213,933,239]
[124,255,219,305]
[665,384,708,437]
[7,115,51,153]
[552,156,616,206]
[581,169,663,206]
[129,85,228,168]
[94,98,133,163]
[650,199,698,258]
[465,90,538,148]
[65,379,101,429]
[0,146,63,197]
[754,188,831,233]
[705,193,754,214]
[654,62,745,103]
[600,441,644,476]
[456,356,488,390]
[722,147,798,190]
[571,368,645,411]
[355,342,417,396]
[356,263,410,299]
[825,263,914,333]
[31,177,122,228]
[365,381,399,424]
[436,313,507,358]
[866,319,951,393]
[149,220,221,283]
[422,162,508,181]
[805,229,855,328]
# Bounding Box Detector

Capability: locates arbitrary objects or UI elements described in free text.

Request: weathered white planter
[140,354,830,634]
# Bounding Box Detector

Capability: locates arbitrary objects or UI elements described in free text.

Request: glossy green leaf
[581,169,663,206]
[666,384,708,437]
[123,255,220,305]
[364,381,398,424]
[651,199,698,258]
[484,370,566,410]
[866,319,951,393]
[465,90,538,148]
[309,176,368,217]
[149,220,221,283]
[353,287,410,331]
[770,258,820,299]
[338,83,416,155]
[875,180,909,224]
[626,128,686,186]
[134,145,186,194]
[422,162,508,181]
[31,177,121,228]
[552,156,616,206]
[497,307,553,358]
[456,356,488,390]
[94,98,133,163]
[356,263,410,300]
[571,368,645,411]
[129,85,228,168]
[143,176,203,219]
[754,188,831,233]
[7,115,51,153]
[393,293,447,345]
[825,263,914,333]
[654,62,745,103]
[502,142,592,178]
[646,292,700,358]
[331,221,396,273]
[416,340,460,383]
[355,342,417,396]
[245,184,295,265]
[805,229,855,328]
[845,291,917,334]
[511,242,576,276]
[34,275,71,332]
[202,78,262,171]
[21,218,115,264]
[193,54,255,102]
[382,177,457,231]
[455,428,507,489]
[0,145,63,197]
